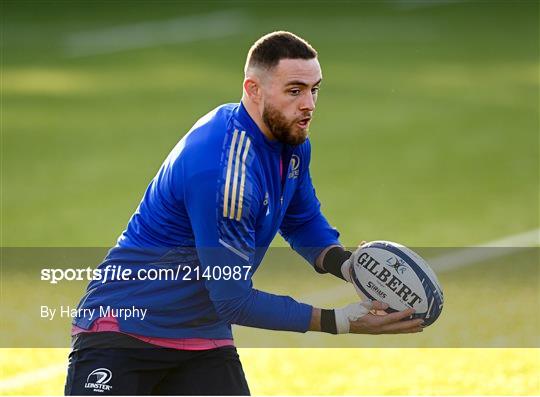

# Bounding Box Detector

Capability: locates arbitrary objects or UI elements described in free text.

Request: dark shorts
[64,332,250,396]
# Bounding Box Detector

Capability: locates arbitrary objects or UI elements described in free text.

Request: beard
[262,102,309,146]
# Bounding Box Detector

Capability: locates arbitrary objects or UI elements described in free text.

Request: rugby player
[65,31,423,396]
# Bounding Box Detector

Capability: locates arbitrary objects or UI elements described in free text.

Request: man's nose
[300,92,316,111]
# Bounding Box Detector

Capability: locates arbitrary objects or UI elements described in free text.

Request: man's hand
[311,300,424,335]
[346,301,424,335]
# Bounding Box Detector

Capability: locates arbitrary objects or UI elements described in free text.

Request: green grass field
[1,0,539,395]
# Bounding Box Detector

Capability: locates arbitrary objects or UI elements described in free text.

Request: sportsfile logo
[85,368,112,393]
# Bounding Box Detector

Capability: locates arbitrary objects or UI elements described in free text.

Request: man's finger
[380,318,424,332]
[382,326,424,334]
[368,301,389,311]
[377,308,416,325]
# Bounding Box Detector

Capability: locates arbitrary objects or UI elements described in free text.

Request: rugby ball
[349,241,444,327]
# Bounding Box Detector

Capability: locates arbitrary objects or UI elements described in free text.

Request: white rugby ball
[349,241,444,326]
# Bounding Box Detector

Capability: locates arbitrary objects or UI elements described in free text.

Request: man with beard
[65,31,424,395]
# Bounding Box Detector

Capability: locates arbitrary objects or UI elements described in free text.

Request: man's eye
[289,89,301,96]
[312,87,320,94]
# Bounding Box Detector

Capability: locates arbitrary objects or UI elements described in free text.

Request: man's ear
[243,77,262,104]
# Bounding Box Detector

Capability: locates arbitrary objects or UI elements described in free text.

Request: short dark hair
[245,31,317,73]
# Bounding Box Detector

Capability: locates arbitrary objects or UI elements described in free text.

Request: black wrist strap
[321,309,337,334]
[322,246,352,281]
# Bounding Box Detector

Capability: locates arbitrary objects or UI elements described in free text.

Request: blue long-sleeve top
[74,102,341,339]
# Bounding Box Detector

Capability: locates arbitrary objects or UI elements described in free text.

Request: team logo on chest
[288,155,300,179]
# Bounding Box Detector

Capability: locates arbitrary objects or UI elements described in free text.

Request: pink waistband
[72,317,234,350]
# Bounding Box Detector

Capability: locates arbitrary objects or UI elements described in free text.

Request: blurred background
[1,0,538,395]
